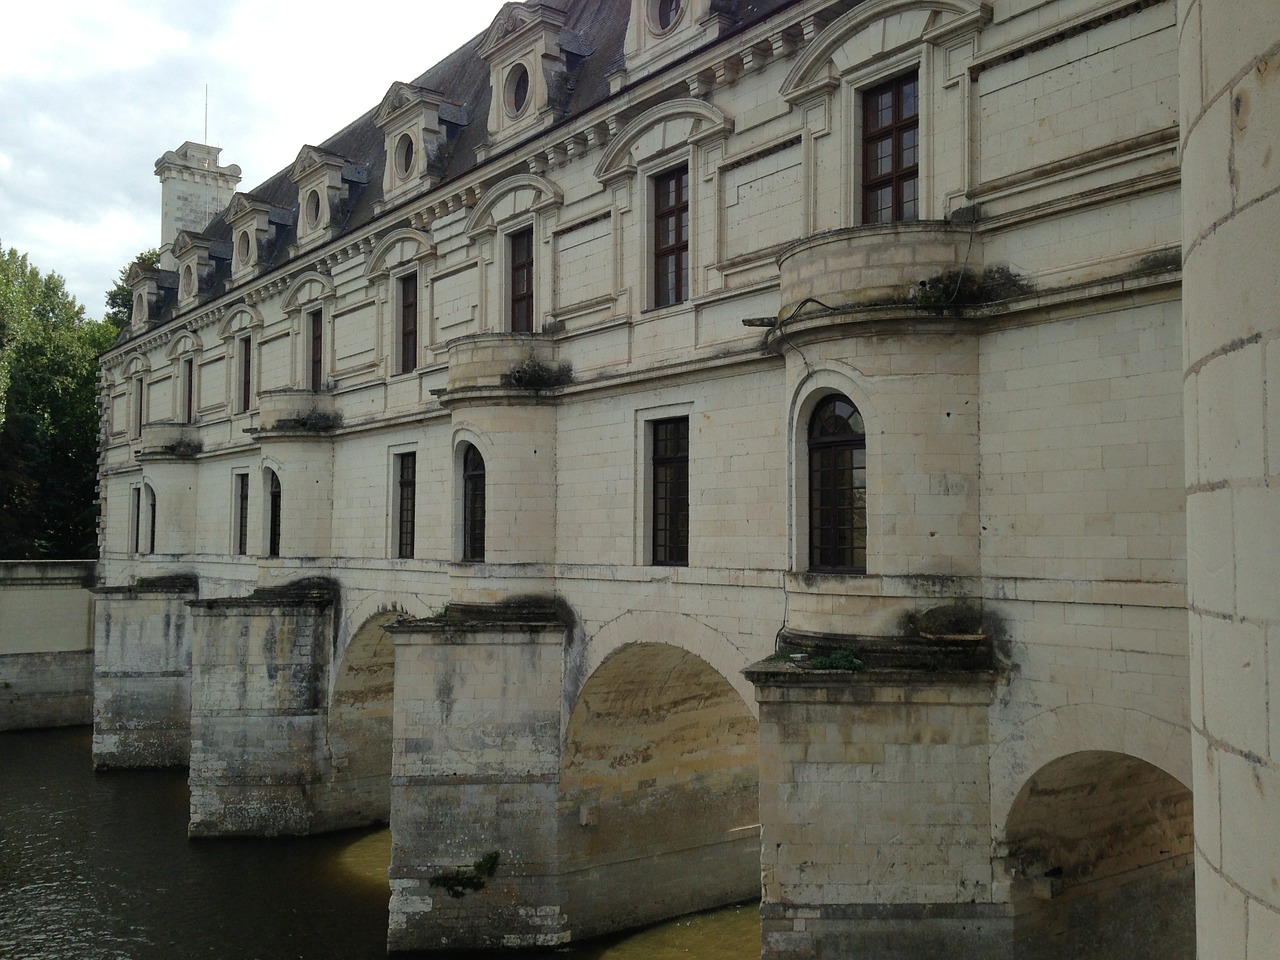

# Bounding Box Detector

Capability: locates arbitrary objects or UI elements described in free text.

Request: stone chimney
[154,142,241,271]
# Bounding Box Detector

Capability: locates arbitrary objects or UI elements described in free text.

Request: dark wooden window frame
[131,486,142,554]
[132,376,144,438]
[181,356,195,423]
[308,309,324,392]
[238,335,253,413]
[651,417,689,566]
[267,470,282,558]
[396,452,416,559]
[462,444,486,563]
[234,473,250,556]
[653,165,689,308]
[398,272,418,375]
[808,395,868,573]
[861,70,920,225]
[509,227,534,334]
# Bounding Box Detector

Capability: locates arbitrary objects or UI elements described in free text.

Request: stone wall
[1180,3,1280,956]
[0,561,95,731]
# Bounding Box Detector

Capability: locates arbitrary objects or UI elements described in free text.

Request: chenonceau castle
[56,0,1278,956]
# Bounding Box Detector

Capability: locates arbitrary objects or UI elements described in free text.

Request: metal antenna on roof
[204,85,208,143]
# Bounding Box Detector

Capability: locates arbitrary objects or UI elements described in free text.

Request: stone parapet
[777,221,980,320]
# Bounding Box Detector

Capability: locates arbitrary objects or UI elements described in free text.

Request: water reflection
[0,728,759,959]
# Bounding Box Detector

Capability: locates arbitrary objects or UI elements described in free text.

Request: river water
[0,728,759,959]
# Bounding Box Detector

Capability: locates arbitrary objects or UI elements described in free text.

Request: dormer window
[375,82,449,207]
[478,1,592,155]
[622,0,733,85]
[289,146,366,249]
[226,192,291,282]
[172,231,226,310]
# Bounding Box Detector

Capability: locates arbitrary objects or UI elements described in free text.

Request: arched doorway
[1003,750,1194,957]
[560,641,760,938]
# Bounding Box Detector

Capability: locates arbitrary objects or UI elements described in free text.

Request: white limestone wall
[1180,3,1280,956]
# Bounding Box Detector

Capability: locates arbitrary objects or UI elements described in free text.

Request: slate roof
[182,0,801,299]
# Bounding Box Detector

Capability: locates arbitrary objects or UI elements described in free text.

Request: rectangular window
[654,166,689,308]
[509,227,534,333]
[131,377,145,438]
[308,309,323,391]
[181,357,195,423]
[234,473,249,556]
[399,272,418,375]
[652,417,689,566]
[395,452,416,559]
[862,71,919,224]
[238,336,252,413]
[131,486,142,554]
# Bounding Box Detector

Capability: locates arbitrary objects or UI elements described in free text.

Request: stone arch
[217,304,264,338]
[465,173,562,238]
[780,0,987,100]
[1001,748,1194,958]
[570,608,757,717]
[593,98,733,181]
[559,639,760,935]
[281,271,335,313]
[325,610,401,826]
[364,228,434,279]
[122,353,151,377]
[164,330,203,359]
[989,703,1190,835]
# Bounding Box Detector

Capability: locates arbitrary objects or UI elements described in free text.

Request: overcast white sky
[0,1,509,319]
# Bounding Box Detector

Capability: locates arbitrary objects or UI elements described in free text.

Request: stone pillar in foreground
[387,600,569,952]
[1180,4,1280,957]
[747,641,1006,960]
[186,579,336,837]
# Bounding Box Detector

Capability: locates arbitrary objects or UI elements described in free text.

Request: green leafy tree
[103,248,160,332]
[0,243,114,559]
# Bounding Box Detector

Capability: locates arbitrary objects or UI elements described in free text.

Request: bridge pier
[747,638,1010,960]
[92,575,197,767]
[388,600,570,951]
[186,578,348,837]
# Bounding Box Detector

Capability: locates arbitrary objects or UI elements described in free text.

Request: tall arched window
[266,469,282,558]
[462,444,486,562]
[808,395,867,573]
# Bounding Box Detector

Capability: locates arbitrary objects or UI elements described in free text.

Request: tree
[103,248,160,332]
[0,243,114,559]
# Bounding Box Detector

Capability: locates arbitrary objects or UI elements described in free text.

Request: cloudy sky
[0,0,510,319]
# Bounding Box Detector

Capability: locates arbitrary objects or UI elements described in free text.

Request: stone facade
[90,0,1273,954]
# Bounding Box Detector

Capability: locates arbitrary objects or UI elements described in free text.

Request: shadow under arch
[1003,749,1194,959]
[325,611,399,827]
[559,641,760,939]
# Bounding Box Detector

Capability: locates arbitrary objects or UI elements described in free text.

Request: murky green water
[0,728,759,959]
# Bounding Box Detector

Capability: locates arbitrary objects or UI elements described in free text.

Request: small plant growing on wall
[898,602,985,639]
[500,356,574,391]
[428,850,501,898]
